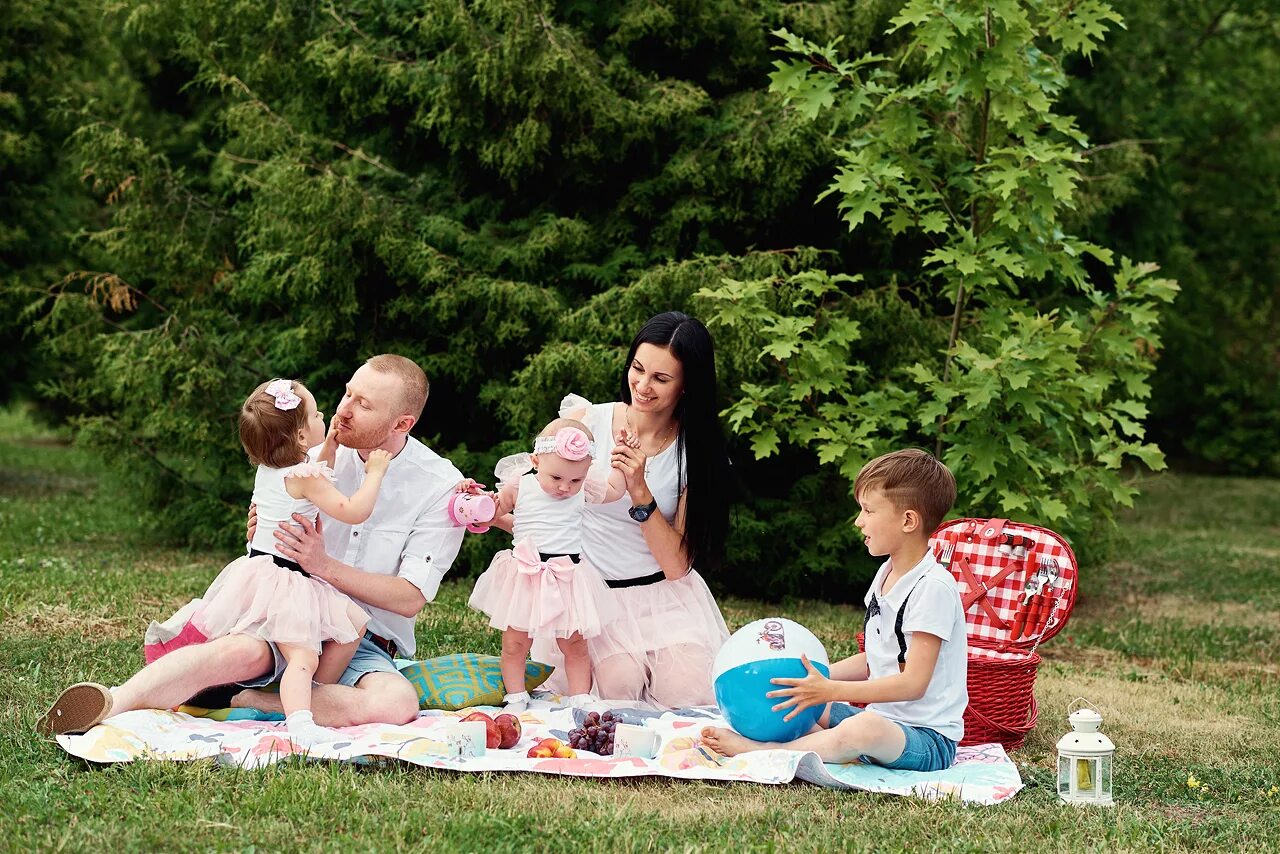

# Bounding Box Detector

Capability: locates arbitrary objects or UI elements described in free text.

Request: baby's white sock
[286,710,336,746]
[566,693,599,709]
[502,691,530,712]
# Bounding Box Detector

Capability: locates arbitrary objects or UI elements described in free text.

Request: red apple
[494,713,522,749]
[461,711,500,749]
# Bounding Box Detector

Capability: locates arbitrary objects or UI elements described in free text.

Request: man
[38,354,465,734]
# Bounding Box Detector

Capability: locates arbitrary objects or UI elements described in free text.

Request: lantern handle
[1067,697,1101,716]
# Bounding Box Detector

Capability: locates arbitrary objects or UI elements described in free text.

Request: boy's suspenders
[863,578,926,669]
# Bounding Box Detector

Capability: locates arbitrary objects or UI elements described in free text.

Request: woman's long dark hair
[621,311,730,572]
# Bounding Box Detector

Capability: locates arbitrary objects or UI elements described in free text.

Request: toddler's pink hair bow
[264,379,302,411]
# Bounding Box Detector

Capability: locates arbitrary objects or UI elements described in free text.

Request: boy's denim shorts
[827,703,957,771]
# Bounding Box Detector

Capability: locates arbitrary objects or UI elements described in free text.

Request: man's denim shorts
[237,634,403,689]
[827,703,957,771]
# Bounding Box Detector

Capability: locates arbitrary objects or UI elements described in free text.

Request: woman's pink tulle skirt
[192,554,367,654]
[531,569,730,708]
[468,550,616,639]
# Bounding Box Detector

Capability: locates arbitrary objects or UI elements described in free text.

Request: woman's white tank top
[577,402,684,581]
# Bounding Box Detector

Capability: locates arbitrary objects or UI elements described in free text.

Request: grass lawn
[2,407,1278,851]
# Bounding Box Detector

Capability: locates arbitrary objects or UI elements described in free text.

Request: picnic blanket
[54,698,1023,805]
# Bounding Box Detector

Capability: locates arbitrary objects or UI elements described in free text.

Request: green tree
[698,0,1177,541]
[1063,0,1280,475]
[22,0,900,597]
[1,0,124,403]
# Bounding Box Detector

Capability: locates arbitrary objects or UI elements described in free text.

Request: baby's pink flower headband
[533,427,594,461]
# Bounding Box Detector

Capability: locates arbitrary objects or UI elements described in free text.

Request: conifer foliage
[5,0,1234,598]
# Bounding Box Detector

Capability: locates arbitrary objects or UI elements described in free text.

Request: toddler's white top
[247,462,331,559]
[512,473,585,555]
[862,550,969,742]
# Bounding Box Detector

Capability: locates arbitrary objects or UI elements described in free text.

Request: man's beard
[334,418,396,451]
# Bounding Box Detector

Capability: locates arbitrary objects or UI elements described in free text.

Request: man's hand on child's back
[767,653,836,722]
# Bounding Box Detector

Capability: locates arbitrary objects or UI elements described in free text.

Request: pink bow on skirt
[512,540,576,624]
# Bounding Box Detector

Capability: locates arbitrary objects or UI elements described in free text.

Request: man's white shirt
[318,437,465,657]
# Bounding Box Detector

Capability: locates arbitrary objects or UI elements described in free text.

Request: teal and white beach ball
[712,617,830,743]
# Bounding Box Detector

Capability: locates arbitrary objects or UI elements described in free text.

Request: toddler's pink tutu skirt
[468,546,616,640]
[191,554,368,654]
[531,569,729,708]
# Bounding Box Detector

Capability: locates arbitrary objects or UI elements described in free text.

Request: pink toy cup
[448,492,497,533]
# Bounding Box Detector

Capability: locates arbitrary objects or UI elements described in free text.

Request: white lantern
[1056,699,1115,806]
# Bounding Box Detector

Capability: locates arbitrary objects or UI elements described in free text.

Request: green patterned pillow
[396,653,554,710]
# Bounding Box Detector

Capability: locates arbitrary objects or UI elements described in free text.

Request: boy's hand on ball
[767,654,833,722]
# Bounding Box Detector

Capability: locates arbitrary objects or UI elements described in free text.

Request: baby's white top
[512,473,586,554]
[247,461,332,558]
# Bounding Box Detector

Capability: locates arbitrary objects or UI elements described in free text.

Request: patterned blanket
[54,699,1023,805]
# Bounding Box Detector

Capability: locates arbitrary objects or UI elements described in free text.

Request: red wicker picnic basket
[859,517,1079,751]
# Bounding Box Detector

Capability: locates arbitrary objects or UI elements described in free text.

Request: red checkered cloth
[929,518,1078,653]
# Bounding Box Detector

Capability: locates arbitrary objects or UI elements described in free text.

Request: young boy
[701,448,966,771]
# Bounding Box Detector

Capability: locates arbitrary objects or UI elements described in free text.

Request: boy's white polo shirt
[862,551,968,742]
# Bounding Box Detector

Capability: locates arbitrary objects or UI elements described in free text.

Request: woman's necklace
[625,405,676,458]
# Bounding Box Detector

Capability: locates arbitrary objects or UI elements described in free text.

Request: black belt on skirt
[605,570,666,589]
[250,548,310,578]
[366,632,398,659]
[539,552,581,564]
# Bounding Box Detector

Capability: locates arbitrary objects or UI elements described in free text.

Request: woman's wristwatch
[628,498,658,523]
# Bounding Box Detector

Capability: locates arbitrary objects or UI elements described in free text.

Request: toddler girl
[186,378,389,745]
[464,419,627,710]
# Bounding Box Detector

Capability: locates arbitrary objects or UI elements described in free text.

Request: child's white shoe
[566,693,600,709]
[286,710,338,747]
[502,691,530,713]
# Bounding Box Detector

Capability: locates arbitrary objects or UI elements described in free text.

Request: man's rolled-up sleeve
[398,484,466,603]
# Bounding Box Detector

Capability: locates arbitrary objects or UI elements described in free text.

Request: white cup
[443,720,486,757]
[613,723,660,759]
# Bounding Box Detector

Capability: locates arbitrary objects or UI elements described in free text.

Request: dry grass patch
[2,602,135,641]
[1036,660,1267,763]
[1222,544,1280,560]
[1101,594,1280,630]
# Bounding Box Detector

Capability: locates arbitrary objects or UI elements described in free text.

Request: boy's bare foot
[699,726,765,757]
[38,683,113,736]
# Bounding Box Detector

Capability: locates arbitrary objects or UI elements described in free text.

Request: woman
[532,311,732,708]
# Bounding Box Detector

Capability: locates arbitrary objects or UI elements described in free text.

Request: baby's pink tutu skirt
[468,550,616,640]
[531,569,729,707]
[192,554,368,654]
